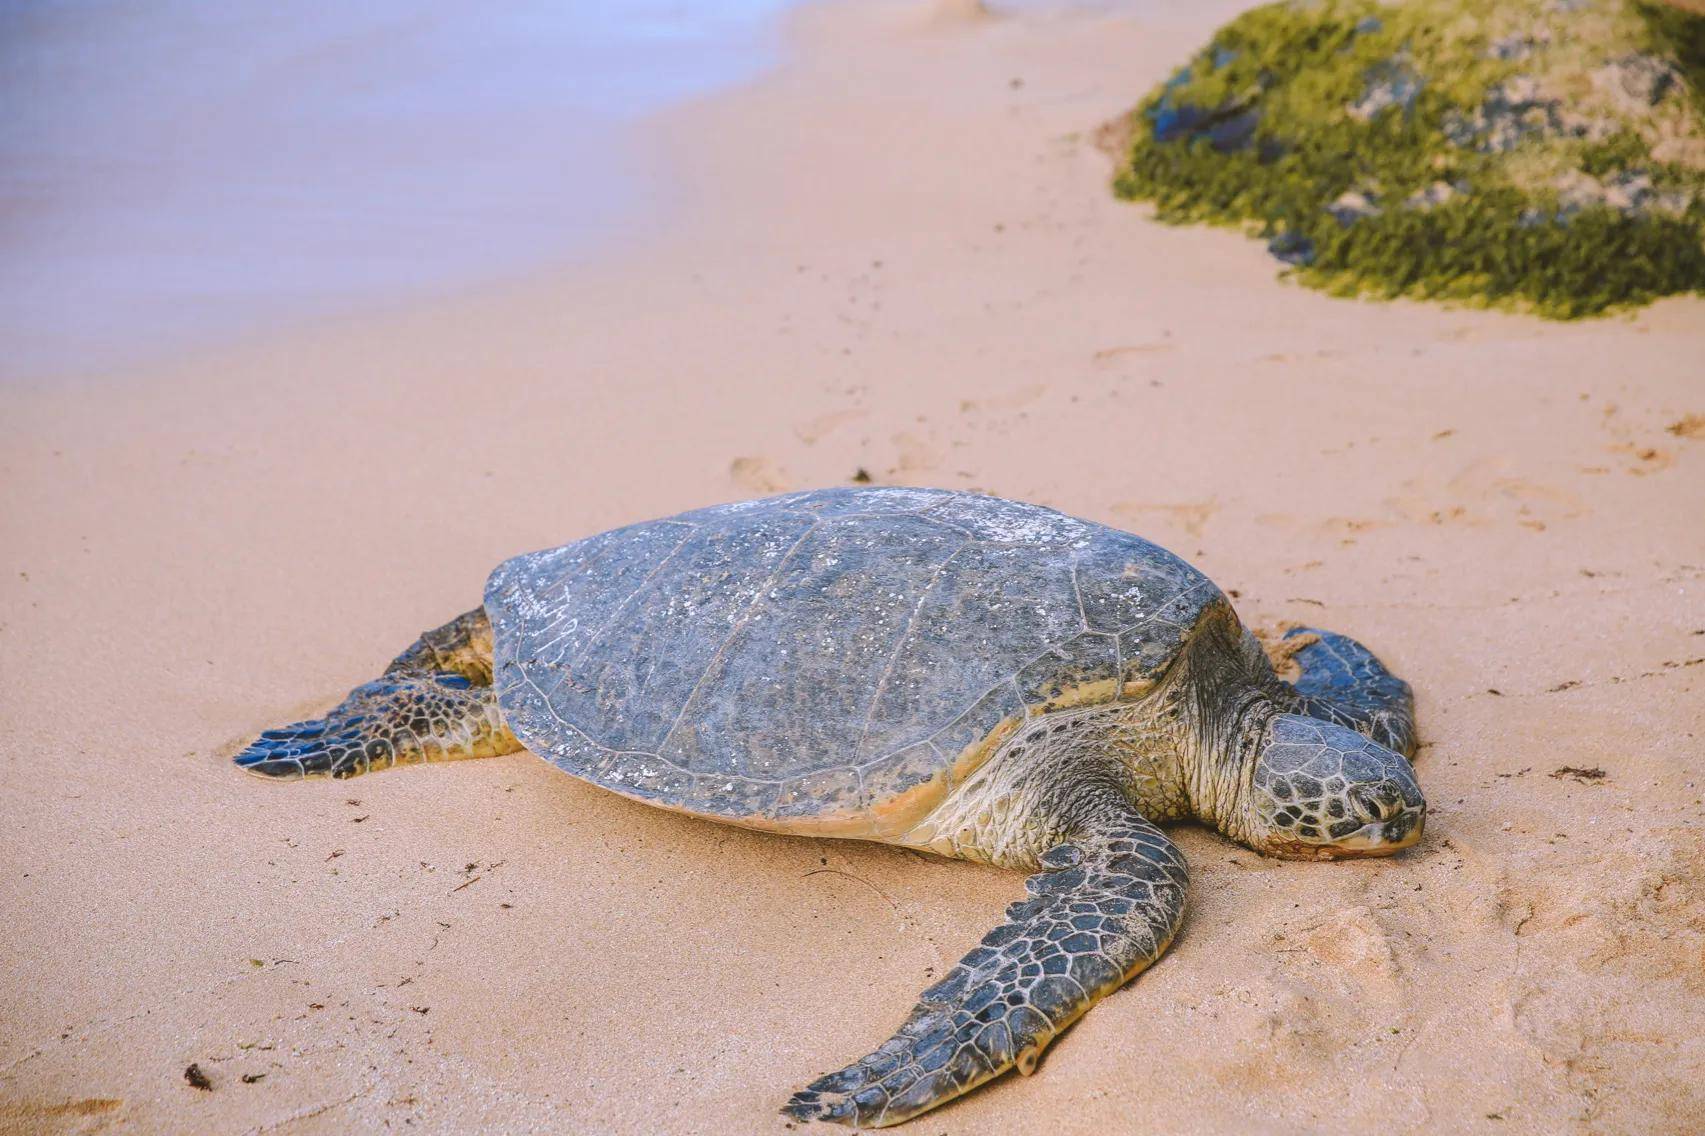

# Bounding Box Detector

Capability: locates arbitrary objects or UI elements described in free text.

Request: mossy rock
[1113,0,1705,318]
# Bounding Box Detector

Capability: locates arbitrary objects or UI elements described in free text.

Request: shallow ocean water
[0,0,795,379]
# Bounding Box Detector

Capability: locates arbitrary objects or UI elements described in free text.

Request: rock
[1152,100,1260,152]
[1551,169,1693,219]
[1553,170,1605,215]
[1489,30,1549,61]
[1592,54,1681,112]
[1403,180,1460,210]
[1502,74,1543,105]
[1443,74,1593,153]
[1207,109,1260,153]
[1148,62,1262,154]
[1267,231,1316,266]
[1152,99,1208,144]
[1650,188,1694,216]
[1348,57,1422,122]
[1115,0,1705,316]
[1600,171,1653,212]
[1556,106,1617,143]
[1327,190,1381,226]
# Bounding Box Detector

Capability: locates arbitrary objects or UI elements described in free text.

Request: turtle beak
[1329,803,1425,857]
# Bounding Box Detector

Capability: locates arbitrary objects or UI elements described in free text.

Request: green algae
[1113,0,1705,318]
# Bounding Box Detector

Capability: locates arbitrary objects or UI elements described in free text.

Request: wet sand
[3,1,1703,1133]
[0,0,793,379]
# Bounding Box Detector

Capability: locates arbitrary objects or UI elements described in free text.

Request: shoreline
[0,1,800,386]
[4,1,1703,1133]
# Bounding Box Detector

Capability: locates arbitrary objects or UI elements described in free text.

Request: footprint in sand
[1386,456,1586,531]
[0,1099,123,1126]
[890,431,941,475]
[1112,500,1217,539]
[1202,975,1350,1091]
[1255,513,1388,539]
[1596,402,1686,474]
[794,408,867,445]
[1318,516,1386,537]
[729,456,793,494]
[1091,341,1173,365]
[1606,441,1675,476]
[1499,826,1704,989]
[958,383,1047,415]
[1292,905,1406,1004]
[1668,414,1705,441]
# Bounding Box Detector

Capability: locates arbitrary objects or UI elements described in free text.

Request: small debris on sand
[1549,766,1607,782]
[1666,414,1705,440]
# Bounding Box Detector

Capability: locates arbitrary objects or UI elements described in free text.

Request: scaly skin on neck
[897,698,1194,869]
[1183,690,1276,849]
[901,601,1290,867]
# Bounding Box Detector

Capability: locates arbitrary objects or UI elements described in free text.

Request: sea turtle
[238,487,1424,1127]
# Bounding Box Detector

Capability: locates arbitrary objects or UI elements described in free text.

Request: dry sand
[3,1,1703,1133]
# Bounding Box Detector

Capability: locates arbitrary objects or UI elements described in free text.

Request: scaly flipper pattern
[236,608,519,780]
[1284,626,1415,757]
[783,794,1187,1128]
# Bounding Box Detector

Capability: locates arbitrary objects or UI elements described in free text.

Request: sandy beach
[4,1,1703,1133]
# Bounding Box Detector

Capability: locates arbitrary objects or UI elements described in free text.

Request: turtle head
[1240,713,1425,860]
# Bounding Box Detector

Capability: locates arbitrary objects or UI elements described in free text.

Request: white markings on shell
[484,489,1219,822]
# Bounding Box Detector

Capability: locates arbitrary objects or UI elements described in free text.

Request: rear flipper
[783,794,1187,1128]
[236,608,520,780]
[1283,626,1415,757]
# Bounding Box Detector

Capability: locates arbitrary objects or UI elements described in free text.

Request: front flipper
[236,672,517,780]
[237,608,520,781]
[1284,626,1415,757]
[783,803,1187,1128]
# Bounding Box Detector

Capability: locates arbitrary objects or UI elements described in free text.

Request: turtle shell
[485,488,1222,837]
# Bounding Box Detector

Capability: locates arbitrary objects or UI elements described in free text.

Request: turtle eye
[1348,783,1391,824]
